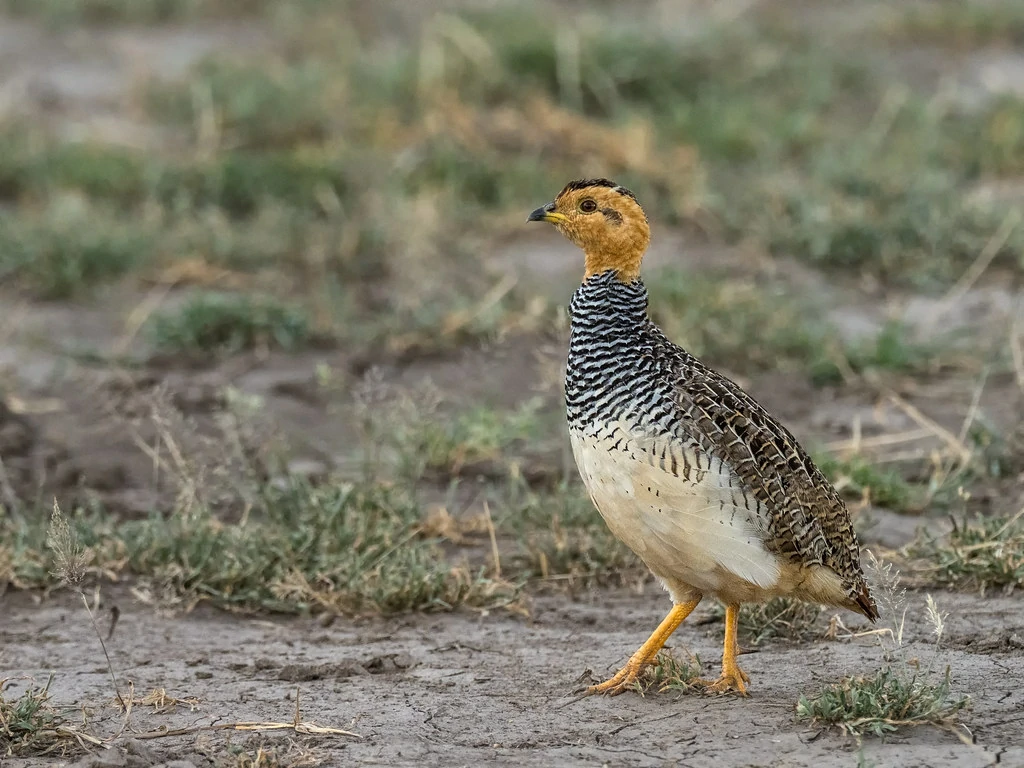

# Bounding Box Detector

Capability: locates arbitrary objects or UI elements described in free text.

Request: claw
[580,598,702,698]
[585,661,649,696]
[694,668,749,696]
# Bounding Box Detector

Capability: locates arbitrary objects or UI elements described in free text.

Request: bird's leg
[586,597,702,696]
[695,603,750,695]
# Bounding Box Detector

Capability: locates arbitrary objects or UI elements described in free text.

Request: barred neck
[569,269,649,327]
[566,270,665,430]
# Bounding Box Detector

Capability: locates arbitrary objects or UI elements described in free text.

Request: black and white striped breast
[566,271,678,435]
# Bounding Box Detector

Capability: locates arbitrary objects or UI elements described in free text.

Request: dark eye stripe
[601,208,623,224]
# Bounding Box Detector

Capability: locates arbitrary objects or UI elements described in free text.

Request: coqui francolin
[528,179,878,696]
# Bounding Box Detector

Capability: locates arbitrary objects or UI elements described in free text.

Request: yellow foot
[585,660,649,696]
[582,598,703,697]
[694,665,750,696]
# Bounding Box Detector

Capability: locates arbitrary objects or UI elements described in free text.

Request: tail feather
[854,582,879,622]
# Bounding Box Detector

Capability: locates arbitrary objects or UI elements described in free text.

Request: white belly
[570,421,782,599]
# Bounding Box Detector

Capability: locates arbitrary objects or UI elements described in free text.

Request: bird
[528,178,878,696]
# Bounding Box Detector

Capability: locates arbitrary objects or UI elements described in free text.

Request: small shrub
[797,666,967,737]
[0,676,80,757]
[639,651,704,693]
[909,514,1024,592]
[738,598,822,645]
[148,293,311,354]
[797,556,969,736]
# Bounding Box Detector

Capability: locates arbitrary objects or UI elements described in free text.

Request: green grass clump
[0,0,277,25]
[951,97,1024,178]
[841,322,941,380]
[397,399,548,481]
[727,157,1024,288]
[0,676,79,758]
[816,454,922,512]
[648,270,830,373]
[153,151,355,217]
[797,666,968,737]
[649,271,963,383]
[909,514,1024,592]
[499,480,639,584]
[0,126,355,217]
[0,132,149,206]
[738,597,822,646]
[2,481,513,614]
[146,58,338,150]
[639,651,704,693]
[451,14,867,160]
[882,0,1024,48]
[0,199,153,299]
[799,558,969,736]
[148,293,311,354]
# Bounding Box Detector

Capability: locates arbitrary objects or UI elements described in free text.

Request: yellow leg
[695,603,750,695]
[586,597,702,696]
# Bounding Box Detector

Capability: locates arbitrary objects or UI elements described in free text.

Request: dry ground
[3,587,1024,768]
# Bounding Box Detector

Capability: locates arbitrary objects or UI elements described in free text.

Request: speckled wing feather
[650,327,878,619]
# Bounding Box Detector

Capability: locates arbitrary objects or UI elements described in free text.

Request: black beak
[527,202,564,224]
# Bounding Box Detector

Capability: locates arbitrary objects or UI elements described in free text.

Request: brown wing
[669,354,878,619]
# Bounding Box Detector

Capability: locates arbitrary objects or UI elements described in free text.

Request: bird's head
[527,178,650,282]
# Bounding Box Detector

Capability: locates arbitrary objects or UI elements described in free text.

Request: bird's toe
[694,670,750,696]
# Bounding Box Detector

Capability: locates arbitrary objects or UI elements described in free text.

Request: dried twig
[0,452,21,518]
[936,210,1020,319]
[112,282,176,356]
[1011,304,1024,395]
[483,501,501,579]
[825,428,936,456]
[955,366,989,448]
[883,391,971,468]
[134,717,360,740]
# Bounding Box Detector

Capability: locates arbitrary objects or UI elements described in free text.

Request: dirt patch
[1,586,1022,767]
[0,297,563,515]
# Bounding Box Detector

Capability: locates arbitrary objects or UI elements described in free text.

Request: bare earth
[2,585,1023,768]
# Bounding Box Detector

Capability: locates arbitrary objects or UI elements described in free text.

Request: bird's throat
[583,250,643,283]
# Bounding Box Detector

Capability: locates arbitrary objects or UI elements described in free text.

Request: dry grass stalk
[47,500,128,711]
[134,688,360,741]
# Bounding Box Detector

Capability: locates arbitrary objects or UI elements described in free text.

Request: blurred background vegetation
[0,0,1022,614]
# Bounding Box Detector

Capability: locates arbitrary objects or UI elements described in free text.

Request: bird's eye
[580,199,598,213]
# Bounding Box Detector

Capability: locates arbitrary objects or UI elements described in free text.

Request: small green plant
[148,293,311,354]
[0,198,153,299]
[0,676,80,757]
[798,556,969,736]
[648,271,832,373]
[738,597,822,645]
[638,651,703,693]
[797,666,966,738]
[499,479,639,585]
[816,454,922,512]
[909,513,1024,592]
[1,483,517,615]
